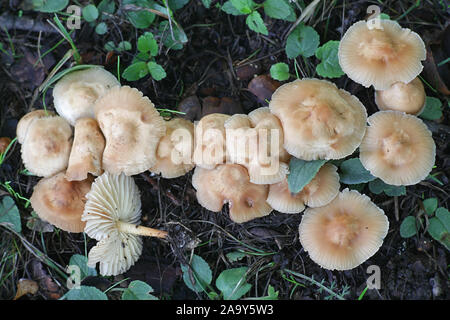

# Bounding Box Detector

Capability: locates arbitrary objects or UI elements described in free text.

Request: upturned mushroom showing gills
[267,163,340,214]
[269,79,367,161]
[82,172,167,276]
[359,111,435,186]
[150,118,195,179]
[94,86,166,176]
[375,77,426,115]
[225,107,290,185]
[30,172,94,233]
[18,114,73,177]
[53,67,120,125]
[66,118,105,181]
[338,19,426,90]
[192,164,272,223]
[299,188,389,271]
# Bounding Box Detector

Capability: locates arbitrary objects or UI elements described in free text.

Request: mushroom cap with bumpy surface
[269,78,367,161]
[359,110,435,186]
[94,86,166,176]
[299,188,389,271]
[338,20,426,90]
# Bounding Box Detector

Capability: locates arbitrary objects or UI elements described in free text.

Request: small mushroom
[267,163,340,214]
[192,113,230,169]
[225,107,289,184]
[16,109,55,144]
[82,172,168,276]
[150,118,195,179]
[94,86,166,176]
[30,172,94,233]
[53,67,120,125]
[338,19,426,90]
[192,164,272,223]
[66,118,106,181]
[299,188,389,271]
[375,77,426,115]
[0,137,12,154]
[269,79,367,161]
[359,110,435,186]
[19,115,73,177]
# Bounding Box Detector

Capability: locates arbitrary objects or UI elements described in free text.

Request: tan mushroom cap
[267,163,340,214]
[30,172,94,233]
[338,20,426,90]
[269,79,367,161]
[299,188,389,271]
[53,67,120,125]
[359,111,435,186]
[94,86,166,176]
[66,118,106,181]
[375,77,426,115]
[192,164,272,223]
[16,109,55,144]
[193,113,230,169]
[225,108,289,184]
[21,116,73,177]
[150,118,195,178]
[82,172,167,276]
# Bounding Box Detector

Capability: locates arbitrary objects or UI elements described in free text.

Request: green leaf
[201,0,212,8]
[181,254,212,293]
[226,251,247,262]
[32,0,68,13]
[287,158,326,194]
[159,21,188,50]
[230,0,255,14]
[435,207,450,231]
[138,32,158,56]
[97,0,116,16]
[400,216,418,238]
[68,254,97,280]
[263,0,290,20]
[63,286,108,300]
[285,23,320,59]
[168,0,190,10]
[246,11,268,35]
[216,267,252,300]
[82,4,99,22]
[270,62,290,81]
[368,179,406,196]
[95,22,108,35]
[122,62,149,81]
[423,198,438,216]
[379,13,390,20]
[123,0,156,29]
[147,62,167,81]
[117,41,132,51]
[0,196,21,233]
[221,1,245,15]
[258,285,279,300]
[315,40,344,78]
[122,280,158,300]
[428,217,450,250]
[133,52,151,64]
[419,97,443,121]
[104,41,116,51]
[339,158,376,185]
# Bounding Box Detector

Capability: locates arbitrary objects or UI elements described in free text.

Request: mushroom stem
[116,221,168,239]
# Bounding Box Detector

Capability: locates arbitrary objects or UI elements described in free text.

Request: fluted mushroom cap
[53,67,120,125]
[299,189,389,271]
[94,86,166,176]
[338,20,426,90]
[82,172,143,276]
[21,116,73,177]
[269,79,367,161]
[192,164,272,223]
[359,111,435,186]
[16,109,55,144]
[375,77,426,115]
[150,118,195,179]
[30,172,93,233]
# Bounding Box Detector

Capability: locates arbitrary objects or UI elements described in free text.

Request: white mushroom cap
[269,79,367,161]
[299,188,389,271]
[21,116,73,177]
[66,118,105,181]
[16,109,55,144]
[82,172,167,276]
[53,67,120,125]
[94,86,166,176]
[338,20,426,90]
